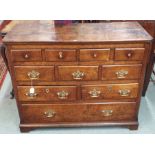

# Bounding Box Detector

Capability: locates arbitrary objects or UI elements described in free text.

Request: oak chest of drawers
[3,21,152,132]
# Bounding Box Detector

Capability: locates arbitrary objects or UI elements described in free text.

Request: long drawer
[21,103,137,123]
[14,66,54,82]
[82,83,139,100]
[17,86,77,101]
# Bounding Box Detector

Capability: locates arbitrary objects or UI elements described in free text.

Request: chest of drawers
[3,21,152,132]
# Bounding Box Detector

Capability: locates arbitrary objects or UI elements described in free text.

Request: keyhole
[45,89,50,93]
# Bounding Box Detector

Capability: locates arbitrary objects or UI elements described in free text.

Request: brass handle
[26,92,38,98]
[92,53,97,58]
[115,70,128,79]
[58,51,63,59]
[57,90,69,99]
[101,110,113,116]
[44,110,56,118]
[127,52,132,57]
[89,88,101,98]
[72,70,85,80]
[119,89,131,96]
[27,70,40,80]
[24,54,29,59]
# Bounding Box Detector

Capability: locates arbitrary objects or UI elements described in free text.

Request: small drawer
[87,103,136,121]
[14,66,54,82]
[17,86,77,101]
[79,49,110,61]
[45,49,77,61]
[57,66,99,81]
[115,48,145,61]
[21,104,88,123]
[82,83,139,100]
[11,49,42,62]
[102,64,142,80]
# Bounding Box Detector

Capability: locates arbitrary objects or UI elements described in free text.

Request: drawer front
[45,49,77,61]
[102,64,142,80]
[11,49,42,62]
[79,49,110,61]
[21,104,88,123]
[82,83,139,100]
[18,86,77,101]
[14,66,54,82]
[58,66,99,81]
[115,48,145,61]
[21,103,136,123]
[87,103,136,121]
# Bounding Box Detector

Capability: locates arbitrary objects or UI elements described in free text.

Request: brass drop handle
[115,70,128,79]
[127,52,132,57]
[27,70,40,80]
[72,70,85,80]
[119,89,131,96]
[26,87,38,98]
[126,50,133,58]
[26,92,38,98]
[57,90,69,99]
[58,51,63,59]
[101,110,113,116]
[92,52,97,58]
[44,110,56,118]
[24,54,29,59]
[89,89,101,98]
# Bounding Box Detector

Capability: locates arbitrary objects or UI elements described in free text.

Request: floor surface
[0,73,155,134]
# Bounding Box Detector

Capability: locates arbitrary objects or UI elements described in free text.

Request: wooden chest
[3,21,152,132]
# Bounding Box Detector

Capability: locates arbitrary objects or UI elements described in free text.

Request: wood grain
[3,21,152,43]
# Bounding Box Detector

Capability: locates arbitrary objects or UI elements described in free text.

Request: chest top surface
[3,21,153,43]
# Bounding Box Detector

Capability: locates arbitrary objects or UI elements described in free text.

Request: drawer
[115,48,145,61]
[82,83,139,100]
[14,66,54,82]
[17,86,77,101]
[21,104,88,123]
[11,49,42,62]
[21,103,136,123]
[79,49,110,61]
[87,103,136,121]
[102,64,142,80]
[57,66,99,81]
[45,49,77,61]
